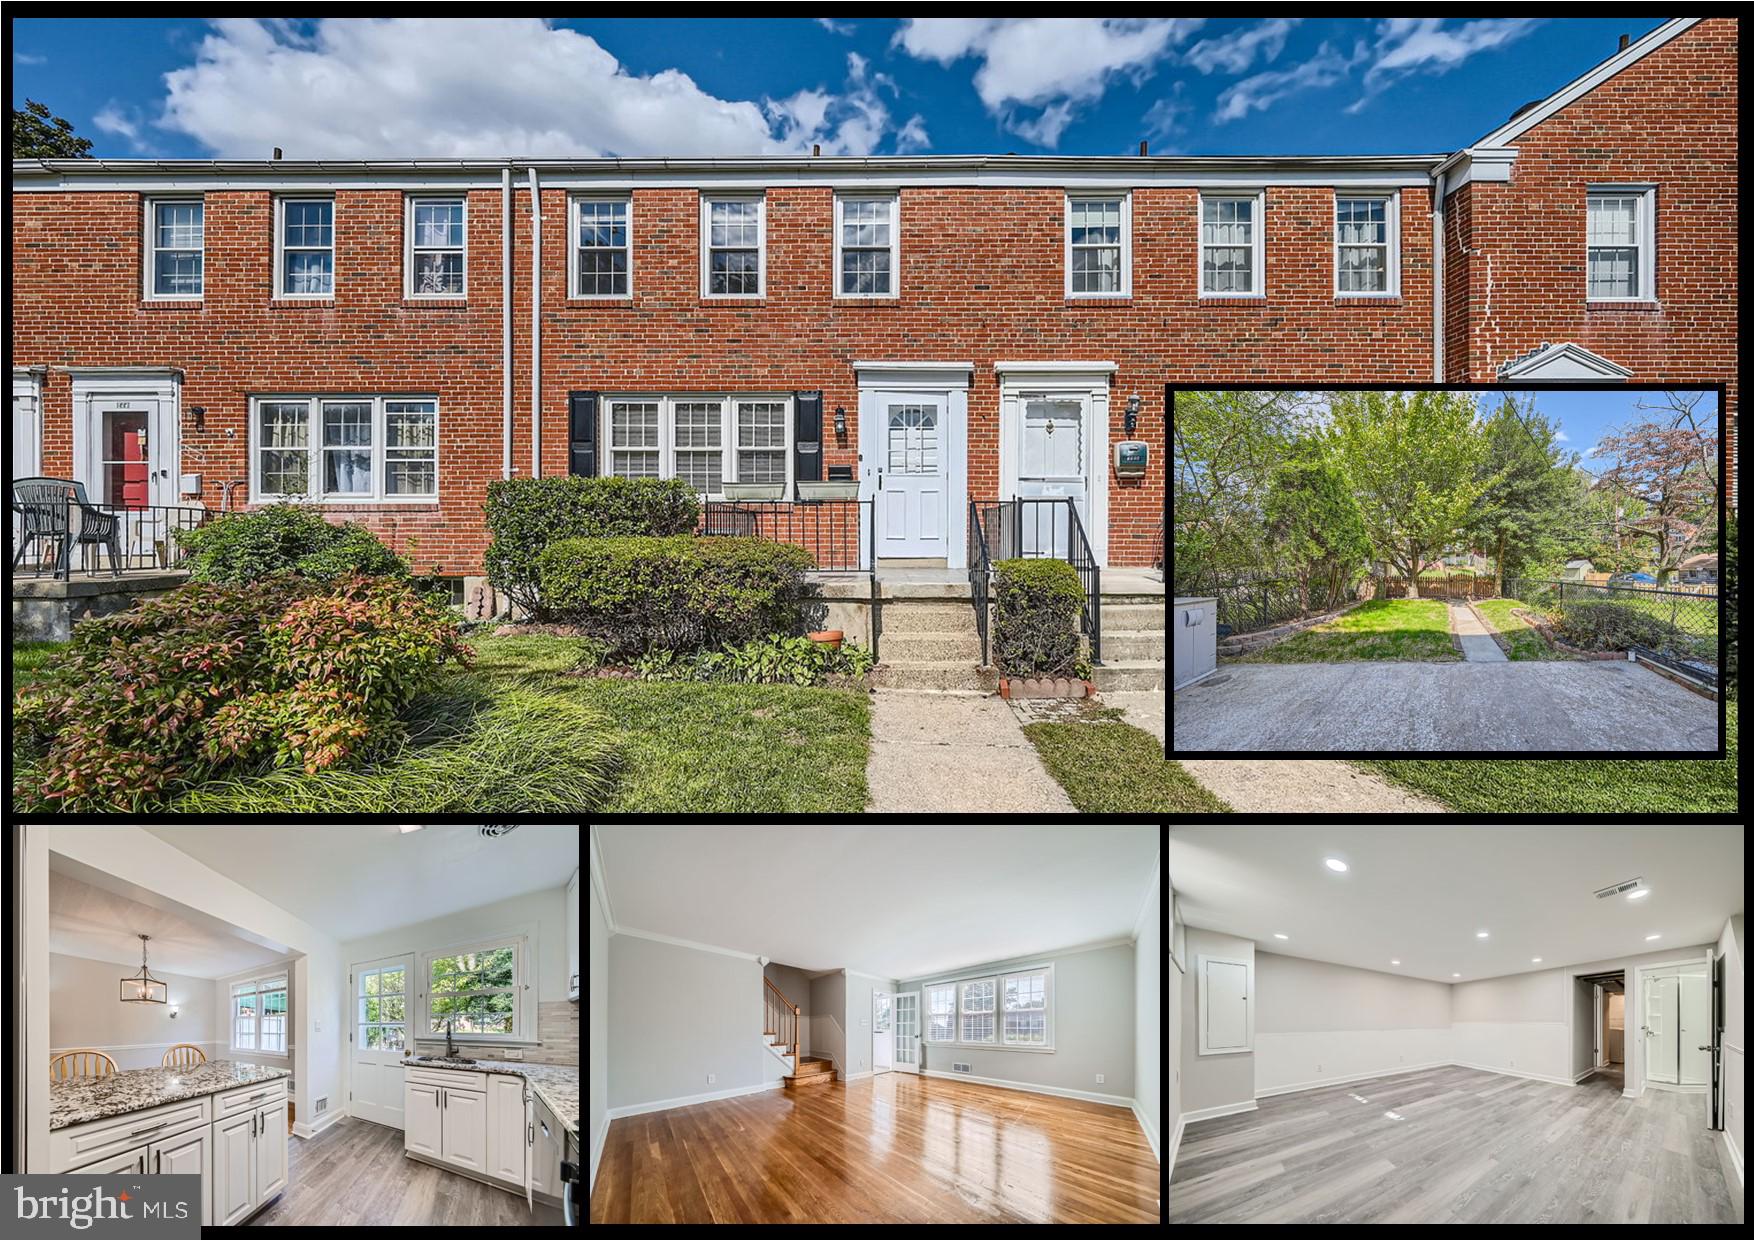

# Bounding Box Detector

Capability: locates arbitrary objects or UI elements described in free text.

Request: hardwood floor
[591,1071,1160,1223]
[1170,1065,1736,1224]
[246,1116,565,1226]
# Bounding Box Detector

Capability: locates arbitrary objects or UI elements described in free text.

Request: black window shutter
[794,391,823,484]
[570,391,599,477]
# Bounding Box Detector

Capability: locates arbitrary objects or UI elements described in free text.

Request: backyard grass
[1471,598,1569,661]
[1023,720,1233,812]
[12,641,65,689]
[1356,701,1737,814]
[1230,599,1461,663]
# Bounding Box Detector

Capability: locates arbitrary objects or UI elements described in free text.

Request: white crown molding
[611,923,761,963]
[1133,854,1162,944]
[843,969,894,983]
[588,824,616,934]
[895,936,1136,987]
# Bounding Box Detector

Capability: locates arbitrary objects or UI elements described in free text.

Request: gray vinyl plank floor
[1169,1065,1736,1224]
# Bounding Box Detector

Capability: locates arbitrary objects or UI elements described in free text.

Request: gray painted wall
[762,962,812,1056]
[1180,928,1254,1114]
[1254,951,1450,1032]
[51,953,220,1070]
[607,933,761,1108]
[1451,967,1568,1023]
[1167,876,1182,1148]
[588,877,609,1166]
[842,972,899,1077]
[1135,876,1161,1153]
[901,943,1135,1096]
[810,971,846,1074]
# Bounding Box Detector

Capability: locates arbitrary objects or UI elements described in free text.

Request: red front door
[103,410,150,508]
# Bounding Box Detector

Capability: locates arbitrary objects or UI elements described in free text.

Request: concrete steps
[1092,660,1165,692]
[879,631,985,662]
[872,660,1000,692]
[1100,629,1164,662]
[880,601,977,633]
[1093,597,1164,692]
[1103,602,1166,632]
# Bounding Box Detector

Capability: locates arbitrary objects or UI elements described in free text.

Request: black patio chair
[10,477,125,579]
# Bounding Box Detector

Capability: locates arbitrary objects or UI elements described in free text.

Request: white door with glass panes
[872,989,893,1074]
[892,991,919,1074]
[1016,392,1089,559]
[876,392,948,557]
[352,954,413,1129]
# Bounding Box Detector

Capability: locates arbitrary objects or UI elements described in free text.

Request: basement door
[351,954,413,1129]
[892,991,919,1074]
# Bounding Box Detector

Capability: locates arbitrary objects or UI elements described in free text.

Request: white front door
[875,392,948,558]
[892,991,919,1074]
[872,989,893,1074]
[351,954,413,1129]
[1017,391,1090,558]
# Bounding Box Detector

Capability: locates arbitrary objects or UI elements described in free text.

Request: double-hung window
[232,974,289,1056]
[702,195,765,297]
[1066,194,1130,297]
[146,199,204,299]
[1002,968,1050,1046]
[253,395,438,502]
[407,197,466,297]
[924,982,957,1043]
[672,399,725,494]
[1334,193,1398,296]
[604,394,792,496]
[923,965,1055,1049]
[1587,186,1656,302]
[835,193,898,297]
[606,399,662,478]
[572,197,631,297]
[1200,192,1264,296]
[421,934,529,1040]
[959,978,996,1044]
[277,198,335,297]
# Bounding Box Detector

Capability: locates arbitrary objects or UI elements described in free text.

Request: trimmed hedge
[536,535,814,654]
[484,476,701,615]
[992,557,1085,677]
[181,504,408,583]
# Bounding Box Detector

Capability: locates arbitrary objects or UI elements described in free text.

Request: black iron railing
[701,497,878,657]
[12,496,212,580]
[972,497,1102,665]
[967,499,993,667]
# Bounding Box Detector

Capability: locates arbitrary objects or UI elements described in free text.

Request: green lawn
[1230,599,1461,663]
[12,641,65,689]
[1023,721,1233,812]
[1471,598,1569,661]
[1356,702,1737,814]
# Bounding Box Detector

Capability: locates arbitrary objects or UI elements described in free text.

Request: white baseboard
[1573,1067,1600,1084]
[917,1069,1133,1107]
[292,1107,345,1140]
[843,1070,872,1082]
[1166,1115,1186,1181]
[1132,1103,1160,1162]
[1179,1098,1259,1124]
[590,1115,610,1197]
[607,1079,781,1118]
[1643,1079,1706,1094]
[1723,1128,1744,1188]
[1254,1060,1450,1099]
[1450,1060,1578,1088]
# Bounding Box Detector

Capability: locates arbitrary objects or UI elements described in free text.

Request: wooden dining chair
[50,1050,118,1081]
[162,1044,207,1069]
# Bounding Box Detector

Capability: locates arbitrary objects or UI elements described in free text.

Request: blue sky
[1492,389,1720,477]
[9,17,1669,160]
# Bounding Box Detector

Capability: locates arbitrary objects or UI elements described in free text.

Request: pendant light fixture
[120,933,169,1004]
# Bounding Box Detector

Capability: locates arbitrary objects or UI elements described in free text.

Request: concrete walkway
[1451,602,1508,662]
[866,690,1076,812]
[1173,660,1716,751]
[1104,691,1165,746]
[1177,760,1447,813]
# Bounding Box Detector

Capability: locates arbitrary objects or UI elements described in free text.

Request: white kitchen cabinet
[440,1084,488,1173]
[255,1099,289,1203]
[68,1147,148,1175]
[567,867,581,999]
[212,1111,256,1226]
[486,1075,529,1185]
[405,1080,441,1158]
[530,1096,563,1200]
[151,1124,213,1226]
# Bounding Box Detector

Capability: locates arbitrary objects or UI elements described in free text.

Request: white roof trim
[55,365,185,376]
[994,361,1119,376]
[1497,342,1633,382]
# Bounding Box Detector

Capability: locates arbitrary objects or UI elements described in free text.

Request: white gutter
[1431,168,1446,383]
[502,166,513,479]
[527,166,542,478]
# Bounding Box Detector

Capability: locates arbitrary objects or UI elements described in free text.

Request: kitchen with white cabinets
[11,825,580,1228]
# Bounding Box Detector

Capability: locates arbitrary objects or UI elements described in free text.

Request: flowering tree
[1592,415,1719,585]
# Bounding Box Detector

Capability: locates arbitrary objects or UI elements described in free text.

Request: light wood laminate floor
[1170,1065,1735,1224]
[246,1117,565,1226]
[591,1072,1160,1223]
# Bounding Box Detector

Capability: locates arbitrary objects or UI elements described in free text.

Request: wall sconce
[189,406,206,430]
[169,1004,179,1019]
[1125,395,1141,435]
[833,406,847,437]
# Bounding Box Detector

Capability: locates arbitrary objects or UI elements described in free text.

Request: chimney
[812,143,821,157]
[1618,33,1629,51]
[1139,139,1148,157]
[272,147,283,161]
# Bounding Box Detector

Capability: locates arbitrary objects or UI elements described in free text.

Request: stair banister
[763,976,800,1057]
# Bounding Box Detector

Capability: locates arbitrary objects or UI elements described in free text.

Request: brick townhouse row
[8,17,1735,591]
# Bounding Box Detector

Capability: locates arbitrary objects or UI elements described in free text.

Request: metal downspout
[527,167,542,478]
[1431,169,1447,382]
[502,166,513,479]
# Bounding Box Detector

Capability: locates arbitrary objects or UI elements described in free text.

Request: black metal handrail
[12,488,211,580]
[973,497,1102,665]
[967,499,993,667]
[700,498,872,572]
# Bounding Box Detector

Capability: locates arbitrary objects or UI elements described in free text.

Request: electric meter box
[1113,441,1149,477]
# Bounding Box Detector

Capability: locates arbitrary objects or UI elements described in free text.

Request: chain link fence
[1504,577,1720,685]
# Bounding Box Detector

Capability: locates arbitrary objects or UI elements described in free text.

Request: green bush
[535,535,813,653]
[13,576,471,811]
[1555,599,1701,654]
[635,634,876,686]
[181,504,408,583]
[484,477,701,614]
[992,558,1085,677]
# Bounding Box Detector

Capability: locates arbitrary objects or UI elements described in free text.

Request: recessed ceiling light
[1452,973,1462,978]
[399,825,425,834]
[1324,858,1349,872]
[1390,959,1401,966]
[1273,933,1289,940]
[1476,931,1490,939]
[1645,933,1662,941]
[1532,957,1543,963]
[1627,889,1651,900]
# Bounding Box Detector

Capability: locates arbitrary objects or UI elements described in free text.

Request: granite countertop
[402,1056,579,1138]
[51,1060,293,1132]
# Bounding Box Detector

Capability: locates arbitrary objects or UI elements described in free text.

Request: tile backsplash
[413,1000,578,1065]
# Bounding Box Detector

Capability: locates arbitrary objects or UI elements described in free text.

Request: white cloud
[1142,86,1190,142]
[894,114,932,153]
[92,103,161,154]
[893,17,1203,148]
[1185,19,1300,75]
[1348,18,1538,113]
[1553,429,1571,442]
[1214,42,1361,123]
[14,51,48,65]
[152,18,916,159]
[816,18,856,36]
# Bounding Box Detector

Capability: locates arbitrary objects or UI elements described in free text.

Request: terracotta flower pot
[808,629,844,651]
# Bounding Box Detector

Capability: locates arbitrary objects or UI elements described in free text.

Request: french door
[892,991,920,1074]
[351,953,413,1128]
[872,990,893,1074]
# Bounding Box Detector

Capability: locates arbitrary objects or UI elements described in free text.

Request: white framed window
[606,398,662,479]
[405,197,466,297]
[572,196,631,298]
[144,198,204,299]
[603,394,792,496]
[1200,191,1265,297]
[924,982,957,1043]
[1587,186,1657,302]
[701,194,765,297]
[356,961,408,1053]
[672,398,726,494]
[1065,193,1130,297]
[275,197,335,297]
[1001,967,1051,1046]
[834,193,899,297]
[251,395,438,503]
[1334,191,1400,296]
[735,398,788,484]
[958,977,997,1044]
[232,973,289,1057]
[418,929,534,1043]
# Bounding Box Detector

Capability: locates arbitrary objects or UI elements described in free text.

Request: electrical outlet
[707,1073,715,1084]
[1096,1074,1104,1084]
[503,1048,523,1060]
[1316,1063,1322,1073]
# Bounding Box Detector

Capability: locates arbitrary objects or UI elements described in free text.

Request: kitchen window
[406,197,466,297]
[145,198,204,299]
[251,395,438,502]
[276,197,335,297]
[1200,192,1264,297]
[835,193,899,297]
[419,931,533,1041]
[232,974,289,1056]
[701,195,765,297]
[572,197,631,297]
[1066,194,1130,297]
[604,393,793,496]
[1587,186,1657,302]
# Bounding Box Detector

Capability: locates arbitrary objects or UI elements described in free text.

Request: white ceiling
[595,825,1160,979]
[50,869,289,979]
[142,825,580,942]
[1170,825,1743,983]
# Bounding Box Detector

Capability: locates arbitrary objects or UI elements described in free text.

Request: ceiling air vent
[1594,877,1644,899]
[480,825,522,838]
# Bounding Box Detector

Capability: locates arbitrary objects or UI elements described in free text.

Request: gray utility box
[1173,597,1218,691]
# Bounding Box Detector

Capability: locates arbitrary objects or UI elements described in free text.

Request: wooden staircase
[766,976,839,1089]
[785,1057,836,1089]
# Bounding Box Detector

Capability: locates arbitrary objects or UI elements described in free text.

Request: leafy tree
[1262,443,1371,612]
[10,99,95,159]
[1171,390,1311,591]
[1467,393,1583,593]
[1326,391,1498,599]
[1592,420,1718,584]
